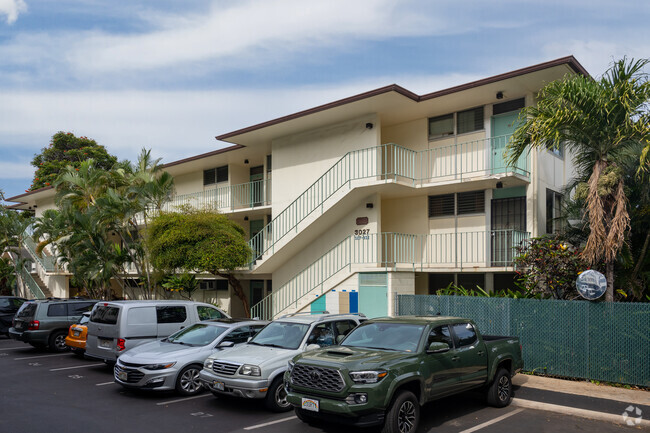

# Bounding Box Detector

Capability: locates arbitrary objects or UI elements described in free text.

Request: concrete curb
[512,398,650,428]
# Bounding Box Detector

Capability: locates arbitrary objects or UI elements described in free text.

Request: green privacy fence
[395,295,650,387]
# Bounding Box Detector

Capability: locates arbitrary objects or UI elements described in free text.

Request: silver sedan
[114,319,268,395]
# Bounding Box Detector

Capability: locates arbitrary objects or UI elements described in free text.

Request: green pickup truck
[285,316,523,433]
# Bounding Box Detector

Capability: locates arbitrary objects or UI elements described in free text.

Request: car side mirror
[217,341,235,349]
[427,342,450,354]
[247,336,252,342]
[305,344,320,352]
[336,335,345,344]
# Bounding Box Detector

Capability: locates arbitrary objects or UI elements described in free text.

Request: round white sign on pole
[576,270,607,300]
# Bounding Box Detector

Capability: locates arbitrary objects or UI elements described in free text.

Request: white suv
[199,312,365,411]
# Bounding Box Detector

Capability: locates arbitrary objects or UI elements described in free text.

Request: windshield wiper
[248,341,263,346]
[262,343,286,348]
[359,346,399,351]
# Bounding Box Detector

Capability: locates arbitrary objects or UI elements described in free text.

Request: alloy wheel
[397,400,416,433]
[497,375,510,402]
[275,383,289,408]
[180,368,202,394]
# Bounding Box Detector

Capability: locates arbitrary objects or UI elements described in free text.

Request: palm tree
[507,57,650,302]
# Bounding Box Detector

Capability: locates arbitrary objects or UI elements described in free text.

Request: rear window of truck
[90,306,120,324]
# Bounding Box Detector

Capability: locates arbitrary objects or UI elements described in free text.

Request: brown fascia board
[5,185,53,203]
[216,56,589,143]
[161,144,245,168]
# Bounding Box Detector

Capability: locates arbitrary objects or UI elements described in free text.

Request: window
[90,306,119,324]
[428,191,485,218]
[69,302,95,316]
[266,154,272,172]
[307,323,336,347]
[334,320,357,340]
[428,325,453,348]
[196,306,223,320]
[457,107,484,134]
[457,191,485,215]
[200,279,228,291]
[428,107,484,139]
[451,323,477,348]
[156,306,187,324]
[203,165,228,186]
[47,304,67,317]
[428,113,454,138]
[546,189,563,233]
[223,326,252,344]
[493,98,525,116]
[549,142,565,158]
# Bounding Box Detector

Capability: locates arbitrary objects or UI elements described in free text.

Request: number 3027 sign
[354,229,370,240]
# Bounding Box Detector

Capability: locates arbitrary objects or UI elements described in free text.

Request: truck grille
[212,361,240,375]
[114,364,144,383]
[291,364,344,392]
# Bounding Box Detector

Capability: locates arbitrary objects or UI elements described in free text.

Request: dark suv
[9,299,98,352]
[0,296,27,337]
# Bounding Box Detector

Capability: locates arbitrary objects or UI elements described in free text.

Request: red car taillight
[117,338,125,351]
[27,320,40,330]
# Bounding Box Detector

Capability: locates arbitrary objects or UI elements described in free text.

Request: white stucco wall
[271,114,380,216]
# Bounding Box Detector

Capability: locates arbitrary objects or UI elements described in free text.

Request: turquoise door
[358,273,388,318]
[491,111,522,174]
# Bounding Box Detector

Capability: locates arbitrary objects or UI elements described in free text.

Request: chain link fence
[395,295,650,387]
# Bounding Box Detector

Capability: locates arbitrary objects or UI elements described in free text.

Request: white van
[85,300,229,363]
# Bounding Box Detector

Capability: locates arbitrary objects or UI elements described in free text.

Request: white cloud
[0,0,26,24]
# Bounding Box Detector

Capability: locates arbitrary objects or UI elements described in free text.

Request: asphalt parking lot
[0,337,644,433]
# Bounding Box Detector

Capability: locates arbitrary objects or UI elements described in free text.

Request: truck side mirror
[427,342,450,354]
[305,344,320,351]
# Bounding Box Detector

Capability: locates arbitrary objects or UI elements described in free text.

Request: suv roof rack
[279,310,330,319]
[316,312,366,322]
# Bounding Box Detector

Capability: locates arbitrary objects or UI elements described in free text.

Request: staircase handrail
[20,263,46,299]
[22,229,57,272]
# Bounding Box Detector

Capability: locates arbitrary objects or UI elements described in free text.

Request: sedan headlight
[143,362,176,370]
[239,364,261,376]
[204,359,214,369]
[349,370,387,384]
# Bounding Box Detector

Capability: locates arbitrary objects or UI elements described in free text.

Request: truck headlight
[143,362,176,370]
[239,364,261,376]
[349,370,387,384]
[204,359,214,369]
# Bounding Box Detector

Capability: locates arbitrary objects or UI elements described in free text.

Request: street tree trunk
[215,271,250,318]
[605,260,614,302]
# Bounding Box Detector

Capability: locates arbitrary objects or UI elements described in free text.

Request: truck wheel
[49,331,69,353]
[382,390,419,433]
[264,377,291,412]
[486,368,512,407]
[175,365,204,396]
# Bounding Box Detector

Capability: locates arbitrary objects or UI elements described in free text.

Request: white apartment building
[8,56,586,319]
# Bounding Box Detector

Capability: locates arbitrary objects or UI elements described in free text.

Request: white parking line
[50,364,101,371]
[96,381,115,386]
[155,394,212,406]
[243,416,297,430]
[14,353,71,360]
[459,408,524,433]
[0,346,34,350]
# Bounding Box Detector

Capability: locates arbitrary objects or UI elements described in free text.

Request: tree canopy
[147,209,251,315]
[507,57,650,301]
[30,131,118,191]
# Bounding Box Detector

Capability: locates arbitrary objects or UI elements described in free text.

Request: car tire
[264,377,291,412]
[381,390,419,433]
[175,365,204,396]
[49,331,69,353]
[486,368,513,408]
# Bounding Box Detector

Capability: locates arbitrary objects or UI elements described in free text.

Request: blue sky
[0,0,648,201]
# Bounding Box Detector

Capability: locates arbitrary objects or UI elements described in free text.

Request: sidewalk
[513,374,650,406]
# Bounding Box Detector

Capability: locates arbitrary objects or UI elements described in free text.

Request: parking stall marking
[155,394,212,406]
[50,364,103,371]
[243,416,297,431]
[458,408,525,433]
[14,353,71,360]
[0,346,36,350]
[96,381,116,386]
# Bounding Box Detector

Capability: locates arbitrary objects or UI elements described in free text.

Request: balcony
[163,179,271,214]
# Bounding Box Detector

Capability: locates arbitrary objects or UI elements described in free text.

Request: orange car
[65,312,90,355]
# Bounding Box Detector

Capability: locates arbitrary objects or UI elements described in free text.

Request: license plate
[117,371,128,381]
[213,381,225,391]
[99,339,111,348]
[301,397,319,412]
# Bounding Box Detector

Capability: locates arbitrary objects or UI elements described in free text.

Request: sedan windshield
[249,322,309,350]
[341,322,425,352]
[167,324,228,346]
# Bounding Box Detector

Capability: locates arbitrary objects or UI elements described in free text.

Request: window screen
[546,189,563,234]
[156,306,187,324]
[47,304,67,317]
[457,107,484,134]
[451,323,478,348]
[203,166,228,185]
[428,194,455,217]
[457,191,485,214]
[493,98,525,116]
[216,166,228,183]
[428,113,454,138]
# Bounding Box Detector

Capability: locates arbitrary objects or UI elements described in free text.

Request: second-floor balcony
[163,179,271,214]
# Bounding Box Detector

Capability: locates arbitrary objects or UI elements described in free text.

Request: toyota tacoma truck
[285,316,523,433]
